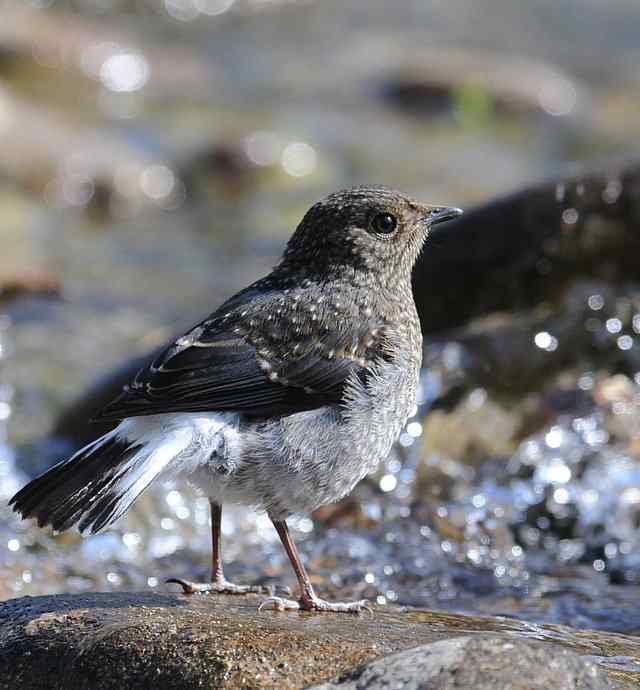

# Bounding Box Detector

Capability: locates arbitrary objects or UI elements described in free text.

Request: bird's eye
[370,212,397,235]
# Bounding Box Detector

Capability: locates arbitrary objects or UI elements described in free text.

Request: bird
[10,186,462,613]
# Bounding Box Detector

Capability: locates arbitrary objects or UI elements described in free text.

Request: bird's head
[279,186,462,286]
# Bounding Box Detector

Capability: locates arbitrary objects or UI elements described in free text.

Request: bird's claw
[259,595,372,614]
[166,577,279,596]
[259,595,296,612]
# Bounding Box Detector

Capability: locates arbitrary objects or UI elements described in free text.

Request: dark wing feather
[97,286,385,421]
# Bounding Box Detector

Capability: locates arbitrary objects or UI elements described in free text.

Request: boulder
[308,636,611,690]
[0,592,638,689]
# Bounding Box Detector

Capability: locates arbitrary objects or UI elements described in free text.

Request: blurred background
[1,0,640,636]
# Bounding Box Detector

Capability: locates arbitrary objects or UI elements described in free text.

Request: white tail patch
[11,411,239,534]
[104,412,240,522]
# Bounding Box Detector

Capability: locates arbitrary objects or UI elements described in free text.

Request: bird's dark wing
[96,287,386,421]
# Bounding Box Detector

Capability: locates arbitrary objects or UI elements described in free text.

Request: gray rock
[307,636,612,690]
[0,592,634,689]
[413,158,640,335]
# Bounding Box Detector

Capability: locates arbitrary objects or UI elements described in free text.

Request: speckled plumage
[10,186,462,612]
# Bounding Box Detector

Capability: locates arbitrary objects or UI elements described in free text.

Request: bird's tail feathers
[9,424,175,534]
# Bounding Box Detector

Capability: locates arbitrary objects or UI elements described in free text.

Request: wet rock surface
[0,592,636,690]
[414,159,640,335]
[308,636,611,690]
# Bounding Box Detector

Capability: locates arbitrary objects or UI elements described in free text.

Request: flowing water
[1,0,640,636]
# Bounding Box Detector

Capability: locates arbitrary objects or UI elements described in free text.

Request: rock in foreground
[308,636,610,690]
[0,592,638,689]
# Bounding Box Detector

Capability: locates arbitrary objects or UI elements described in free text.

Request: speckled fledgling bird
[10,186,462,613]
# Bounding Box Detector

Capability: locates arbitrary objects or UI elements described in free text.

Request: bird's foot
[166,577,284,596]
[259,594,372,614]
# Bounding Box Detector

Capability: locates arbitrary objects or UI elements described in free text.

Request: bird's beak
[423,206,464,227]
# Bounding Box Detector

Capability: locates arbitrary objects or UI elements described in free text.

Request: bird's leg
[259,519,371,614]
[167,501,273,595]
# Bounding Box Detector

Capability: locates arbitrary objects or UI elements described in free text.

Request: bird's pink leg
[167,501,273,595]
[260,518,371,614]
